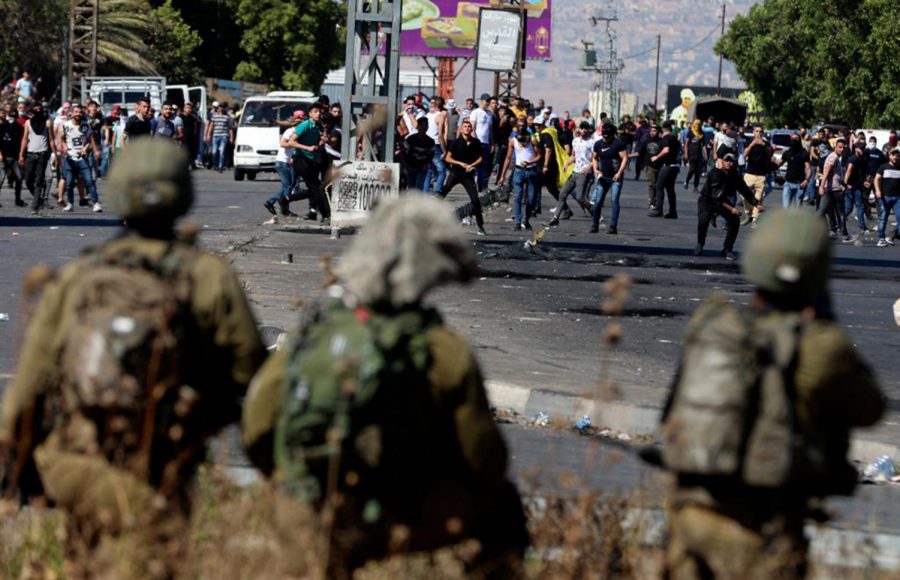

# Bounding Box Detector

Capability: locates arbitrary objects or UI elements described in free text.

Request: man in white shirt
[15,71,33,100]
[549,121,596,226]
[467,93,494,191]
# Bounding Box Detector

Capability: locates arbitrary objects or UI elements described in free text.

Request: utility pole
[341,0,401,162]
[67,0,99,102]
[716,3,725,96]
[580,0,623,122]
[492,0,526,99]
[653,34,661,119]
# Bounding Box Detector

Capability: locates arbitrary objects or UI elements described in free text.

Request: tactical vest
[274,298,442,519]
[58,244,196,488]
[661,296,803,488]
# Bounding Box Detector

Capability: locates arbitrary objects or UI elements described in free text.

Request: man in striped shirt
[204,102,234,173]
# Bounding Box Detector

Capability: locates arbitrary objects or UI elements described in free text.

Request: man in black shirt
[123,96,152,144]
[696,152,764,260]
[438,119,486,235]
[742,126,772,225]
[649,120,680,218]
[0,108,25,206]
[402,117,435,191]
[843,141,869,233]
[873,148,900,247]
[779,133,810,207]
[590,123,628,234]
[180,101,201,170]
[633,124,661,209]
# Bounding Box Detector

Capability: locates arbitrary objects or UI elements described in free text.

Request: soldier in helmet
[242,197,529,577]
[657,208,884,579]
[0,140,266,577]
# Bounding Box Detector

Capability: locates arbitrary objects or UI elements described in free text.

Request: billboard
[475,9,523,71]
[401,0,551,59]
[665,84,745,125]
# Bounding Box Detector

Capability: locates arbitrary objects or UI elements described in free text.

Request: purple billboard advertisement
[400,0,552,60]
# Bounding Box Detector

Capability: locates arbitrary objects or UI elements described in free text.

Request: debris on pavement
[861,455,897,483]
[575,415,592,431]
[532,411,550,427]
[0,313,9,321]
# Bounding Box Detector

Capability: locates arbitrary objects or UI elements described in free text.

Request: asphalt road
[1,168,898,534]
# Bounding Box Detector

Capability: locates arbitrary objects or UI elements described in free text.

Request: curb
[484,380,900,464]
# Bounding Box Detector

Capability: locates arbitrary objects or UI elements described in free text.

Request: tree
[716,0,900,128]
[0,0,67,100]
[230,0,346,92]
[146,0,204,85]
[97,0,157,75]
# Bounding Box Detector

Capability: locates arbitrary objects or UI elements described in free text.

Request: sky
[397,0,757,114]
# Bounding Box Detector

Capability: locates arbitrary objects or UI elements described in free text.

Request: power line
[621,23,720,60]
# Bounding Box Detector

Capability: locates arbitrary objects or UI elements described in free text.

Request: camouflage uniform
[0,140,266,577]
[242,197,528,577]
[660,209,884,580]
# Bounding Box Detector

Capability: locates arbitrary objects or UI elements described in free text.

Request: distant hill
[404,0,759,114]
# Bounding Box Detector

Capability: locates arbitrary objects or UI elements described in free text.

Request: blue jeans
[843,187,866,229]
[878,195,899,239]
[99,145,111,177]
[782,181,803,207]
[593,176,622,227]
[406,168,427,191]
[424,144,446,194]
[63,157,99,204]
[513,166,539,226]
[268,161,295,205]
[805,166,818,202]
[211,135,228,169]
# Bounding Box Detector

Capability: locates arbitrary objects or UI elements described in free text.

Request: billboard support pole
[492,0,526,99]
[341,0,401,162]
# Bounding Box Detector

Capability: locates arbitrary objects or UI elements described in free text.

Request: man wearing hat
[695,151,763,259]
[657,207,884,579]
[468,93,494,191]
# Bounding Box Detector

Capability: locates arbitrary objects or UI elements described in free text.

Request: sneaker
[683,182,689,190]
[606,225,617,234]
[303,211,318,221]
[514,223,524,231]
[548,217,560,227]
[15,199,26,207]
[92,202,103,213]
[694,244,703,256]
[264,200,277,215]
[523,221,533,231]
[722,250,737,261]
[647,210,662,218]
[588,225,599,233]
[476,226,486,236]
[886,237,895,246]
[841,234,859,244]
[877,238,889,247]
[740,215,751,226]
[62,203,73,212]
[664,212,678,219]
[828,230,838,239]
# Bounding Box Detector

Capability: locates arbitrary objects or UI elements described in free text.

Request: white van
[82,77,207,123]
[233,91,315,181]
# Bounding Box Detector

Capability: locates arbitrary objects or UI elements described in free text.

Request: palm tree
[97,0,158,75]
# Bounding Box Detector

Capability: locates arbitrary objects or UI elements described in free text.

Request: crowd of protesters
[390,91,899,252]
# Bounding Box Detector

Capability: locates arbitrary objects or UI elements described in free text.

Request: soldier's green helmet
[741,208,830,298]
[106,139,193,221]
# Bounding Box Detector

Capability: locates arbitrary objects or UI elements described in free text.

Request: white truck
[233,91,315,181]
[80,77,207,121]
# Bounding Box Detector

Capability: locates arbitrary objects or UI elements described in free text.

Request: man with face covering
[18,102,56,214]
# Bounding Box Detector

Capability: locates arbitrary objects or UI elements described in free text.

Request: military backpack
[274,297,442,520]
[661,296,805,488]
[60,244,195,481]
